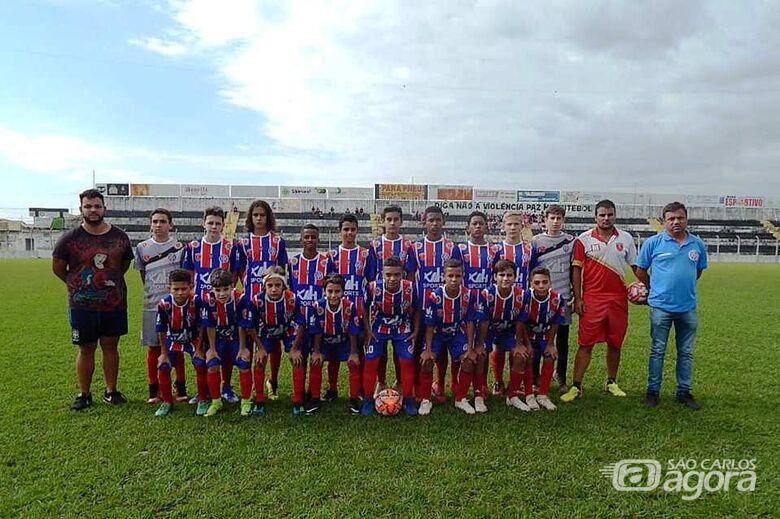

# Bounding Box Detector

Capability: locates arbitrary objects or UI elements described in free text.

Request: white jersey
[134,237,185,311]
[531,232,574,300]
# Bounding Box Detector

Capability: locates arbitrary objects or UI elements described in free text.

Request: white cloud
[0,124,110,173]
[128,36,189,56]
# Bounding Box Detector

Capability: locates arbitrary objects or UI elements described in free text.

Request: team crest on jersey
[317,305,325,315]
[167,253,179,263]
[319,258,328,267]
[360,249,368,258]
[190,240,199,247]
[431,293,442,304]
[269,247,277,257]
[688,250,700,261]
[442,253,450,261]
[563,244,571,252]
[415,242,423,250]
[374,286,382,297]
[290,257,298,265]
[219,254,229,263]
[616,243,624,252]
[315,271,324,280]
[194,254,201,261]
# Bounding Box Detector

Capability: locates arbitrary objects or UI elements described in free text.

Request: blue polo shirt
[635,231,708,312]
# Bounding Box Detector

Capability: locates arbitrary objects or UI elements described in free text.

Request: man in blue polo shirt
[635,201,707,410]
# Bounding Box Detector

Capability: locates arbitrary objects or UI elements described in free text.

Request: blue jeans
[648,307,698,394]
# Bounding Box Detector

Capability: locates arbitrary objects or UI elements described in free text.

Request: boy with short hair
[519,267,567,411]
[154,269,208,416]
[420,259,479,415]
[134,208,187,404]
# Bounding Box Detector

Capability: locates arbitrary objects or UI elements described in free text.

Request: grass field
[0,260,778,517]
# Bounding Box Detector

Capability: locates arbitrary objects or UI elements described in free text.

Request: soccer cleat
[454,398,476,415]
[506,396,530,411]
[418,399,433,416]
[432,381,446,404]
[175,381,188,402]
[71,393,92,411]
[560,386,582,403]
[536,395,557,411]
[402,397,418,416]
[491,381,505,397]
[473,396,488,413]
[221,385,239,404]
[324,389,338,402]
[252,402,266,416]
[676,392,701,410]
[102,390,127,405]
[204,398,223,416]
[305,398,324,415]
[195,399,210,416]
[360,398,374,416]
[349,398,362,414]
[188,393,200,405]
[155,402,173,417]
[558,383,569,396]
[266,380,279,401]
[525,394,540,411]
[643,391,659,407]
[240,398,253,416]
[605,382,627,397]
[292,404,306,417]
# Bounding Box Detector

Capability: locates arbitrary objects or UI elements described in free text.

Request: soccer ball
[627,281,648,304]
[374,388,402,416]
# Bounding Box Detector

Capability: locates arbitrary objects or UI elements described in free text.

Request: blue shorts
[484,332,515,352]
[216,339,239,363]
[164,340,195,355]
[323,339,350,362]
[530,339,553,358]
[259,335,294,354]
[69,308,128,345]
[366,332,414,361]
[159,347,200,370]
[432,333,468,360]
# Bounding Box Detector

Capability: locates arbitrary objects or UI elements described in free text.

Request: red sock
[309,361,323,399]
[399,358,416,398]
[328,358,340,391]
[207,370,221,400]
[436,349,448,387]
[456,368,474,401]
[269,341,281,384]
[221,355,234,388]
[174,353,186,383]
[292,365,306,404]
[539,361,554,396]
[158,368,173,403]
[377,352,388,386]
[362,357,379,396]
[252,365,265,401]
[393,354,402,385]
[524,358,535,395]
[417,367,434,401]
[239,369,252,400]
[194,364,209,402]
[146,348,159,385]
[508,369,523,398]
[450,359,461,393]
[491,349,505,385]
[347,361,361,399]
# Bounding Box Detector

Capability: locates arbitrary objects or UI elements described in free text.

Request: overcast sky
[1,0,779,217]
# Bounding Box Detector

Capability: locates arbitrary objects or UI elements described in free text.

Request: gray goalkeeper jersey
[134,237,185,311]
[531,232,574,301]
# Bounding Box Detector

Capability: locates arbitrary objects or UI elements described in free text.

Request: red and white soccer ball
[374,388,402,416]
[627,281,648,304]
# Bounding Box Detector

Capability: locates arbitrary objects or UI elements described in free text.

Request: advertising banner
[434,200,593,216]
[96,183,129,196]
[130,184,181,197]
[516,190,560,203]
[429,185,474,201]
[230,185,279,199]
[180,184,230,198]
[280,186,328,199]
[375,183,428,200]
[473,188,516,202]
[327,187,374,199]
[719,195,764,208]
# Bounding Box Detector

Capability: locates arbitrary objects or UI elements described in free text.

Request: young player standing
[531,205,574,394]
[134,208,187,404]
[230,200,288,401]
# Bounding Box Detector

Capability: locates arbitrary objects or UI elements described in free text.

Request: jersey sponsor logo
[468,271,490,285]
[688,250,700,261]
[297,286,318,302]
[423,270,443,284]
[589,243,601,252]
[344,277,358,291]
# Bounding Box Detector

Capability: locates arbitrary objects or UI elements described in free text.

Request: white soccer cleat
[418,399,433,416]
[506,395,530,411]
[536,395,557,411]
[526,394,540,411]
[473,396,488,413]
[454,399,476,415]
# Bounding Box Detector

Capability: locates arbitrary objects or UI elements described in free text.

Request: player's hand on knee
[544,345,558,360]
[420,349,436,364]
[158,354,170,369]
[347,353,360,367]
[206,348,220,362]
[289,349,303,366]
[311,352,324,366]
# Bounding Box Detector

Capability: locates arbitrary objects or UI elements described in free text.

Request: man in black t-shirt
[52,188,133,410]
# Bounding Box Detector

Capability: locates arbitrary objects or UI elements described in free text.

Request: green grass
[0,260,778,517]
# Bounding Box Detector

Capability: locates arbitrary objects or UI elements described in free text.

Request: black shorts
[69,308,128,345]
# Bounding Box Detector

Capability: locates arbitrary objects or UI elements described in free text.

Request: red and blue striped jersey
[369,235,417,277]
[308,297,362,345]
[288,252,336,321]
[155,294,199,351]
[520,289,566,343]
[413,237,462,309]
[491,240,539,289]
[244,289,302,339]
[230,232,288,300]
[201,289,245,341]
[182,237,235,298]
[424,286,478,336]
[366,279,419,335]
[328,245,376,317]
[477,285,525,335]
[458,241,497,298]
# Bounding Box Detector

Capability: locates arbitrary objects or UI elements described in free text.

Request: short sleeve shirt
[134,237,185,311]
[573,227,637,299]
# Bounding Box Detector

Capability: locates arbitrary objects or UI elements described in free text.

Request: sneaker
[418,399,433,416]
[292,404,306,416]
[525,394,540,411]
[155,402,173,417]
[474,396,488,413]
[266,380,278,401]
[491,381,505,397]
[605,382,627,397]
[240,398,253,416]
[147,382,160,404]
[252,402,266,416]
[506,395,530,411]
[454,398,476,415]
[432,381,446,404]
[175,381,188,402]
[71,393,92,411]
[324,389,338,402]
[536,395,557,411]
[676,392,701,410]
[560,386,582,403]
[221,385,239,404]
[643,391,660,407]
[195,399,210,416]
[188,393,200,405]
[402,397,418,416]
[305,398,324,415]
[102,390,127,405]
[558,383,569,395]
[360,398,374,416]
[349,398,362,414]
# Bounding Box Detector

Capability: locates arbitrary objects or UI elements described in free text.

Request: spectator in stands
[52,188,134,410]
[359,207,364,215]
[635,202,708,410]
